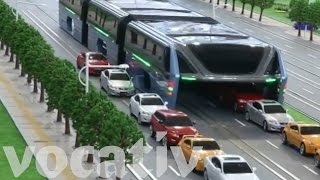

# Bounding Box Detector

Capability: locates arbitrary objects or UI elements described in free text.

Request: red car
[150,109,198,146]
[76,52,110,75]
[234,93,264,112]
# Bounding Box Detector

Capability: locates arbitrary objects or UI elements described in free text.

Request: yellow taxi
[178,135,224,171]
[282,122,320,155]
[315,149,320,168]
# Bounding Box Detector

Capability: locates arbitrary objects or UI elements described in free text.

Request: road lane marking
[200,9,205,12]
[287,69,320,87]
[308,54,317,59]
[126,164,143,180]
[169,165,181,176]
[289,89,320,107]
[244,28,253,32]
[288,73,320,90]
[208,101,216,108]
[280,48,289,53]
[139,162,158,180]
[302,88,314,94]
[302,165,319,175]
[265,140,279,149]
[229,21,235,25]
[21,11,76,58]
[285,45,294,49]
[264,36,272,40]
[234,118,246,127]
[122,100,129,107]
[286,92,320,112]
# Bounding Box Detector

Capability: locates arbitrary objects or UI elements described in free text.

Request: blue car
[293,22,318,30]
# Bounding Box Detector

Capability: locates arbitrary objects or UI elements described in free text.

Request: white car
[100,67,135,96]
[204,155,260,180]
[129,93,168,124]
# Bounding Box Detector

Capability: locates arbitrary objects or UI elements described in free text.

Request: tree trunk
[57,110,62,122]
[224,0,227,8]
[4,46,9,56]
[27,74,32,84]
[298,27,301,37]
[65,117,71,135]
[241,3,245,14]
[310,29,313,41]
[116,177,121,180]
[259,8,263,22]
[40,82,45,102]
[20,65,25,77]
[33,78,38,93]
[15,56,19,69]
[87,154,94,163]
[217,0,220,5]
[232,0,235,11]
[75,133,81,148]
[9,52,14,62]
[209,0,212,3]
[0,41,4,50]
[47,104,54,112]
[250,4,254,18]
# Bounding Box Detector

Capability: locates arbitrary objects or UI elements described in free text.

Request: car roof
[138,93,161,98]
[255,99,280,105]
[157,109,187,117]
[107,69,127,73]
[215,155,247,163]
[290,122,320,127]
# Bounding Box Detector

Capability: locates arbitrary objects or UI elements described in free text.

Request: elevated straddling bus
[59,0,287,109]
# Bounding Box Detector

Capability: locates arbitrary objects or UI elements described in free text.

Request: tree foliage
[305,0,320,41]
[256,0,275,21]
[289,0,308,36]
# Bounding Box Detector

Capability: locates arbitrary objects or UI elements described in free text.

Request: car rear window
[192,140,220,150]
[223,162,252,174]
[300,126,320,135]
[264,105,286,113]
[89,54,106,60]
[110,73,129,80]
[165,116,193,126]
[141,98,164,106]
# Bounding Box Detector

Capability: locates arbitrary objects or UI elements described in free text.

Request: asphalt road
[3,0,320,180]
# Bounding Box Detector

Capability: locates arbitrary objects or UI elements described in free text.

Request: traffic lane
[178,106,282,180]
[170,0,320,65]
[169,0,320,75]
[179,93,317,180]
[286,62,320,88]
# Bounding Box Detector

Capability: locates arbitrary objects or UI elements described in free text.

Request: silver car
[100,68,135,96]
[245,100,294,132]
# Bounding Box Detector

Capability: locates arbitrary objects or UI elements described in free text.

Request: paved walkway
[0,48,105,180]
[198,0,320,44]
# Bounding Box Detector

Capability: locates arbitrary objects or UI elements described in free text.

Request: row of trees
[212,0,275,21]
[0,0,144,178]
[289,0,320,41]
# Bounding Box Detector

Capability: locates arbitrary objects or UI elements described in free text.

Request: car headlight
[306,141,314,146]
[141,111,150,115]
[169,132,179,137]
[267,120,278,125]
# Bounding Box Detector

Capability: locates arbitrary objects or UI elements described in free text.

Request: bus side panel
[277,49,287,104]
[166,46,180,109]
[59,3,83,43]
[87,24,119,65]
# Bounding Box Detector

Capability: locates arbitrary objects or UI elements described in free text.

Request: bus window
[265,52,280,75]
[152,44,157,55]
[143,39,147,49]
[177,52,196,73]
[131,31,138,44]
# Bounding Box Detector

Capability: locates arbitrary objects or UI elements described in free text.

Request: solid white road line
[288,73,320,90]
[265,140,279,149]
[302,165,319,175]
[264,36,272,40]
[287,69,320,87]
[285,45,294,49]
[122,100,129,107]
[138,162,158,180]
[289,90,320,107]
[281,48,289,53]
[302,88,314,94]
[168,165,181,177]
[287,92,320,112]
[308,54,317,59]
[126,164,143,180]
[234,118,246,127]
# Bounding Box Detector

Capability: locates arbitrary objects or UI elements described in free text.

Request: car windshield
[165,116,193,126]
[264,105,286,113]
[88,54,106,60]
[110,73,129,81]
[141,98,164,106]
[223,162,252,174]
[300,126,320,135]
[187,44,265,75]
[192,140,220,150]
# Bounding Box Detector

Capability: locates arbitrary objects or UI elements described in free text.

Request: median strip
[283,104,319,124]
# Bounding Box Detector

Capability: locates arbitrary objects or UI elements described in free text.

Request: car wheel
[150,126,155,138]
[129,105,134,116]
[233,102,238,112]
[315,154,320,168]
[204,169,209,180]
[138,114,143,125]
[245,111,250,121]
[300,143,306,156]
[162,136,168,147]
[282,133,288,145]
[263,121,269,132]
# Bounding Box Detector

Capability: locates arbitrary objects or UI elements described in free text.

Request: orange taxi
[178,135,224,171]
[282,122,320,155]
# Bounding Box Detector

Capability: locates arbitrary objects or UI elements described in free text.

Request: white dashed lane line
[308,54,317,59]
[265,140,279,149]
[302,165,319,175]
[169,165,181,177]
[234,118,246,127]
[302,88,314,94]
[285,45,294,49]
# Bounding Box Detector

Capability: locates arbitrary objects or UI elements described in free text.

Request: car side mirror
[252,167,257,172]
[159,120,164,124]
[164,101,168,106]
[258,109,263,113]
[192,121,196,125]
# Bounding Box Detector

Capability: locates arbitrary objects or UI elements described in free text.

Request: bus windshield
[188,44,265,75]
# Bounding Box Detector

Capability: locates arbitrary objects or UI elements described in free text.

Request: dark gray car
[245,100,294,132]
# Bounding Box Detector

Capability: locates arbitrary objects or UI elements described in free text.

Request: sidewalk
[0,49,101,180]
[198,0,320,44]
